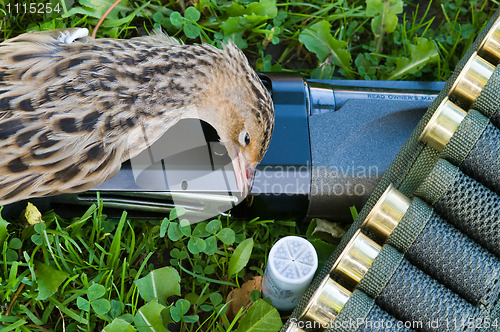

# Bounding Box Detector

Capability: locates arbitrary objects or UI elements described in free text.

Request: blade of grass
[0,318,27,331]
[107,211,127,269]
[178,264,237,287]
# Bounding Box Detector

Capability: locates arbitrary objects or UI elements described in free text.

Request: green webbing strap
[399,146,440,195]
[473,65,500,119]
[441,110,489,165]
[414,159,458,205]
[358,245,404,299]
[387,198,433,254]
[327,291,375,332]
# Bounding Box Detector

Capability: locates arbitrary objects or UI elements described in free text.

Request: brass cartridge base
[449,53,494,107]
[301,277,351,328]
[362,184,411,241]
[419,98,467,152]
[479,17,500,64]
[331,229,381,284]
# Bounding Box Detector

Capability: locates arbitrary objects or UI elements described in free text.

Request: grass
[1,0,498,81]
[0,0,499,331]
[0,203,309,331]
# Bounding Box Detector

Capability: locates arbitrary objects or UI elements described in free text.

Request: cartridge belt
[284,7,500,332]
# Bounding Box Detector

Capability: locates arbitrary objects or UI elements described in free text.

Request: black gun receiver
[4,74,444,223]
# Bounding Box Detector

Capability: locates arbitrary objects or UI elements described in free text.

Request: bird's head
[190,42,274,196]
[220,94,274,197]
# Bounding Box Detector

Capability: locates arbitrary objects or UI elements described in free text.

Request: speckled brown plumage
[0,28,274,205]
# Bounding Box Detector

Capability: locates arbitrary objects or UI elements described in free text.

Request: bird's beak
[231,152,255,197]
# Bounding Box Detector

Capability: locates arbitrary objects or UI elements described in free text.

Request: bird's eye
[239,130,251,147]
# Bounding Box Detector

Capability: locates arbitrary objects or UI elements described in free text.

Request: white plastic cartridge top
[262,236,318,311]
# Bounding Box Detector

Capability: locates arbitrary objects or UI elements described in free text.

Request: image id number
[6,3,61,14]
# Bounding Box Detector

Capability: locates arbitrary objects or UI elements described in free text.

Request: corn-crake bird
[0,28,274,205]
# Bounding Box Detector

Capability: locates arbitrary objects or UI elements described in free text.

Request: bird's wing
[0,30,177,204]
